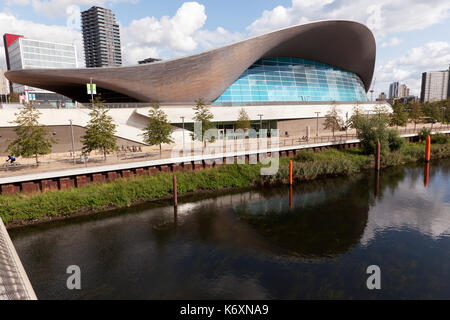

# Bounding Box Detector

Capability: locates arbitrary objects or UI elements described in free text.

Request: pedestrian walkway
[0,218,37,300]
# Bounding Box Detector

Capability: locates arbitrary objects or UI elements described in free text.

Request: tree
[389,101,408,129]
[81,97,117,160]
[141,103,174,157]
[8,92,20,103]
[191,98,215,147]
[408,101,423,131]
[235,108,251,132]
[351,110,389,155]
[6,103,56,165]
[323,106,343,137]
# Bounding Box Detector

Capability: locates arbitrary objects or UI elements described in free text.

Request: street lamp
[314,112,321,137]
[69,119,76,164]
[257,114,264,131]
[180,116,185,150]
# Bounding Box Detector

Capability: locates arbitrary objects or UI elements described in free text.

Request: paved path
[0,218,37,300]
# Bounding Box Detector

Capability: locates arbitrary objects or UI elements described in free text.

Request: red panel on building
[4,33,23,47]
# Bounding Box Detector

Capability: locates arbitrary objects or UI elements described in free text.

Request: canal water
[9,159,450,299]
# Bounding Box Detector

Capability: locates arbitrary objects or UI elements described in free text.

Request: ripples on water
[9,159,450,299]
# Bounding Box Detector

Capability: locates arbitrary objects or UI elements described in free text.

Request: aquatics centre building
[2,20,388,150]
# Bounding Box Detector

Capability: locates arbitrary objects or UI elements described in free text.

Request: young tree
[191,98,215,147]
[235,108,251,132]
[323,106,343,137]
[81,97,117,160]
[389,101,408,129]
[6,103,56,165]
[141,103,174,157]
[408,101,424,131]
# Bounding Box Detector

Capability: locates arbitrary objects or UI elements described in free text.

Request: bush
[387,129,405,151]
[431,133,449,144]
[294,150,316,162]
[418,128,431,141]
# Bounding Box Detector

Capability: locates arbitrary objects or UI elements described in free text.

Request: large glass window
[213,57,368,105]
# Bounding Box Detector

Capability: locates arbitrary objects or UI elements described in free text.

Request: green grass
[1,141,449,224]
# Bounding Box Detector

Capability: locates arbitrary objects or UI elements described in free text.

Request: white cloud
[375,41,450,95]
[0,12,84,69]
[247,0,450,40]
[381,37,403,48]
[122,2,244,65]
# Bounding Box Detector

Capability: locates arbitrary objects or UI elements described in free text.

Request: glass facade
[213,57,368,105]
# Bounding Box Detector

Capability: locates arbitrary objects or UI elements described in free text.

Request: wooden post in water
[289,160,293,185]
[173,174,178,207]
[375,140,381,171]
[425,135,431,162]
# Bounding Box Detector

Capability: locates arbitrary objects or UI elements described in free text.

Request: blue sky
[1,0,450,97]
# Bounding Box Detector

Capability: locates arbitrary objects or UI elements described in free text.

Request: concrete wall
[278,118,328,137]
[0,125,145,156]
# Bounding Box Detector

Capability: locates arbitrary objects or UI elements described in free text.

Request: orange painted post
[375,140,381,171]
[173,174,178,207]
[425,135,431,162]
[289,160,293,185]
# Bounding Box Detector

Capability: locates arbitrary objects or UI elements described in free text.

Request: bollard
[375,140,381,171]
[173,174,178,207]
[425,135,431,162]
[289,160,293,185]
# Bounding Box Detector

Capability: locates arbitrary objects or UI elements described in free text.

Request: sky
[1,0,450,98]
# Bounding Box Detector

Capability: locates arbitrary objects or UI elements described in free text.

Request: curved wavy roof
[5,20,376,103]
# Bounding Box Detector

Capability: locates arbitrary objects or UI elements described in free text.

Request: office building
[3,34,77,106]
[81,6,122,68]
[389,82,399,99]
[420,68,450,102]
[399,84,410,98]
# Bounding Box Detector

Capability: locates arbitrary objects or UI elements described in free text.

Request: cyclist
[6,155,16,165]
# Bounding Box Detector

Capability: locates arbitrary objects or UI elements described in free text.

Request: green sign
[86,83,97,95]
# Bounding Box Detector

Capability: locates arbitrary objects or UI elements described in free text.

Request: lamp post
[314,112,321,137]
[90,77,94,108]
[442,107,447,129]
[346,112,349,138]
[69,119,76,164]
[180,116,185,150]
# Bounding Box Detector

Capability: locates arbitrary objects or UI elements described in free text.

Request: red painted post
[173,174,178,207]
[375,140,381,171]
[289,160,293,185]
[425,135,431,162]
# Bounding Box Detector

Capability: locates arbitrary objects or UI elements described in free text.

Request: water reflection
[9,159,450,299]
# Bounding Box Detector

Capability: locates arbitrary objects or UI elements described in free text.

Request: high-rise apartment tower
[81,6,122,68]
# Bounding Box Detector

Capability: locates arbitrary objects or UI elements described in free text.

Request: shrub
[294,150,316,162]
[418,128,431,141]
[387,129,405,151]
[431,133,449,144]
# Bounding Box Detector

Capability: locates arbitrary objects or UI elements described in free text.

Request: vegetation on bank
[1,139,450,225]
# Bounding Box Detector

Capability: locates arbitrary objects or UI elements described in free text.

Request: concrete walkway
[0,218,37,300]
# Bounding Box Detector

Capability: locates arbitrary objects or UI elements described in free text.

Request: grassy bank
[1,141,450,225]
